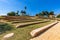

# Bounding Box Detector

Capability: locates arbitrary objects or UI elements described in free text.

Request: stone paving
[30,21,60,40]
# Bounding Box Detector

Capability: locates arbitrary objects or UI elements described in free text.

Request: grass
[10,19,43,24]
[0,16,3,18]
[0,20,54,40]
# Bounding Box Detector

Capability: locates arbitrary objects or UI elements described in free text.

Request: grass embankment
[9,19,43,24]
[0,21,54,40]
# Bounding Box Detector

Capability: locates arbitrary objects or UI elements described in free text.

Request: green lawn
[0,21,54,40]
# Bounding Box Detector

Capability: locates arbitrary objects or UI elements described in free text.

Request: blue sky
[0,0,60,16]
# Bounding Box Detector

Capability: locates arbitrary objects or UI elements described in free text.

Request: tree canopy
[7,12,16,16]
[57,14,60,18]
[36,11,54,18]
[49,11,54,15]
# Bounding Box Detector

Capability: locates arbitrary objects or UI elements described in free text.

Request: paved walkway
[31,21,60,40]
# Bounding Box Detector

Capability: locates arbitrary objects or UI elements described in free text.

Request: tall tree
[49,11,55,18]
[49,11,54,15]
[41,11,49,17]
[36,11,50,18]
[41,11,46,16]
[16,11,19,16]
[45,11,49,17]
[20,6,27,16]
[20,10,26,16]
[24,6,27,10]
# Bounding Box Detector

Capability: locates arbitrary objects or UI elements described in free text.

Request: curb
[30,21,58,37]
[16,21,49,28]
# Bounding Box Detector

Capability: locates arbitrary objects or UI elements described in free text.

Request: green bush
[0,23,13,34]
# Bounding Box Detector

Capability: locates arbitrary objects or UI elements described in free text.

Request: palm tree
[41,11,49,17]
[20,6,27,16]
[24,6,27,10]
[20,10,26,16]
[45,11,49,17]
[16,11,19,16]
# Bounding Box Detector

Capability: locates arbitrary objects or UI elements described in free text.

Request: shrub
[0,23,13,34]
